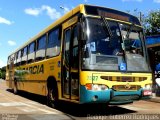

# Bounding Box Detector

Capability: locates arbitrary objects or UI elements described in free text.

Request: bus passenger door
[62,28,71,98]
[62,19,79,100]
[70,25,79,100]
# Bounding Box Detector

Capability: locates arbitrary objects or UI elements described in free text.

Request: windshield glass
[82,17,150,72]
[120,24,149,71]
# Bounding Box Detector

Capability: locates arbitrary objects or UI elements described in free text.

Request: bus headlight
[143,84,152,90]
[92,84,100,91]
[85,84,109,91]
[145,84,152,89]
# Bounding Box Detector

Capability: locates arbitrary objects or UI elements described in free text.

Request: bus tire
[47,81,58,108]
[13,79,18,94]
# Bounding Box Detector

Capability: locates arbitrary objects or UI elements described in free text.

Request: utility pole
[139,12,142,23]
[139,11,144,24]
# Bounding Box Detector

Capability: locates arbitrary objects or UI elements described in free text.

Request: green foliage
[1,66,6,71]
[144,10,160,36]
[0,67,6,79]
[126,9,160,36]
[0,71,5,79]
[1,72,6,79]
[0,71,2,78]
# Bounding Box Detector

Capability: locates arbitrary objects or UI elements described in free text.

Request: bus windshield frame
[81,16,151,73]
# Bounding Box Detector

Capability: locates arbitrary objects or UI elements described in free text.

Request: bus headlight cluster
[143,84,152,90]
[85,84,109,91]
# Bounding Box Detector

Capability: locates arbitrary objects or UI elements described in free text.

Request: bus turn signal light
[85,84,92,90]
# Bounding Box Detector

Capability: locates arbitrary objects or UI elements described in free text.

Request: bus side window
[10,54,15,67]
[21,46,28,65]
[46,28,60,58]
[15,53,18,66]
[16,50,21,66]
[36,35,46,61]
[28,42,35,63]
[7,56,11,69]
[14,53,17,66]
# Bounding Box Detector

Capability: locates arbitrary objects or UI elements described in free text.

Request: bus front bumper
[80,85,151,105]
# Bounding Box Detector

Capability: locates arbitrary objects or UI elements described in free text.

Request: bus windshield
[82,17,150,72]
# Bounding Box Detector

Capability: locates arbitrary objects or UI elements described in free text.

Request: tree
[126,9,146,29]
[0,69,2,78]
[1,72,6,79]
[144,10,160,36]
[1,66,6,71]
[0,67,6,79]
[126,9,160,36]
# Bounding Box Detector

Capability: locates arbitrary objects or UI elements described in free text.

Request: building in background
[146,35,160,96]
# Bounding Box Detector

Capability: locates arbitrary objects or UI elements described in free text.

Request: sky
[0,0,160,68]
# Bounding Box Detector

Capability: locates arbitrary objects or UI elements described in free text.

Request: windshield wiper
[101,16,113,37]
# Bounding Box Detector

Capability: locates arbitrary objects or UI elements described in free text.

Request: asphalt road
[0,79,160,120]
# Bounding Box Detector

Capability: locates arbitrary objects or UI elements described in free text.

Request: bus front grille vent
[100,76,147,82]
[112,85,141,91]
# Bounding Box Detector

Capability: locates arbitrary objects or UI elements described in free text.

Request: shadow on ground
[6,89,137,118]
[56,102,137,118]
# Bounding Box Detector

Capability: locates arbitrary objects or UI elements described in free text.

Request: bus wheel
[13,80,18,94]
[47,85,58,108]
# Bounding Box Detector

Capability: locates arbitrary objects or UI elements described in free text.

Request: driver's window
[108,21,122,55]
[120,24,143,56]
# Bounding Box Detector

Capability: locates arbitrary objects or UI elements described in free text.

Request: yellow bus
[6,4,152,107]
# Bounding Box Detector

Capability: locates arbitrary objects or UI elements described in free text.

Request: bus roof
[9,4,140,56]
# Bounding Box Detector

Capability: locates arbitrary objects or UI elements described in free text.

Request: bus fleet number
[87,76,98,81]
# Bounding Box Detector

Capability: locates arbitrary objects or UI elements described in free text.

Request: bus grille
[112,85,141,91]
[101,76,147,82]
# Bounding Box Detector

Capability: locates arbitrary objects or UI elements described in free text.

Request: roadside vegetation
[0,66,6,80]
[128,9,160,36]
